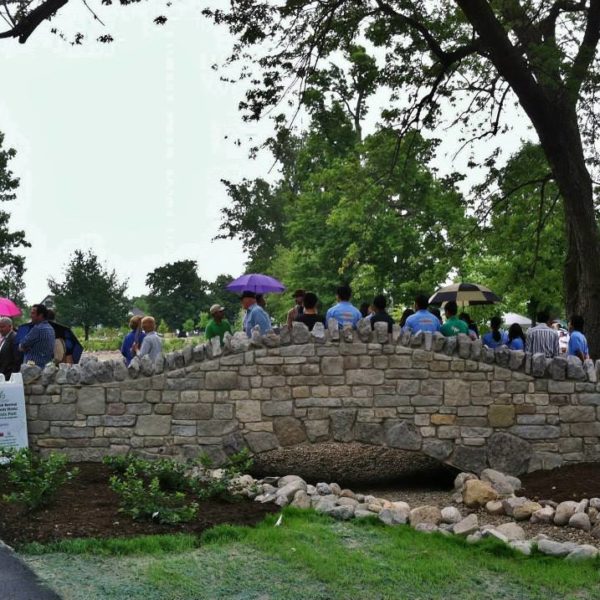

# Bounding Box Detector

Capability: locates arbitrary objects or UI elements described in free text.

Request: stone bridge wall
[21,321,600,475]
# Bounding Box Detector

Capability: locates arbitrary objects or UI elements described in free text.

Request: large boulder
[462,479,499,508]
[409,506,442,527]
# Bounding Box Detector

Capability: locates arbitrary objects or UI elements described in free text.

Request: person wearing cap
[286,289,305,329]
[241,290,272,337]
[205,304,233,345]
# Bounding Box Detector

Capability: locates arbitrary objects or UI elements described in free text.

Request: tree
[201,1,600,357]
[145,260,208,332]
[461,142,565,320]
[48,249,128,340]
[0,132,29,307]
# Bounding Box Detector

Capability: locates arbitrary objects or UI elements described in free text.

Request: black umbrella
[429,283,501,306]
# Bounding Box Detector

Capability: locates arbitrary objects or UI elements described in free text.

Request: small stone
[276,480,307,501]
[485,500,504,515]
[513,501,543,521]
[495,522,526,541]
[530,506,555,524]
[409,505,442,527]
[414,523,438,534]
[354,509,374,519]
[329,505,355,520]
[329,483,342,496]
[454,472,478,492]
[306,485,317,496]
[480,469,517,497]
[453,514,479,536]
[316,482,332,496]
[565,545,599,562]
[466,532,482,544]
[278,475,305,488]
[502,496,528,517]
[589,498,600,510]
[537,539,579,558]
[340,489,355,499]
[462,479,499,508]
[290,490,311,509]
[568,512,591,532]
[481,527,508,544]
[391,501,410,512]
[554,501,579,526]
[441,506,462,524]
[510,541,532,555]
[379,507,409,526]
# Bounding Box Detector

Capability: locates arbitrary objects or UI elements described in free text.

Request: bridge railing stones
[20,320,600,475]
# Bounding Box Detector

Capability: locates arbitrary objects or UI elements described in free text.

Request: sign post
[0,373,28,453]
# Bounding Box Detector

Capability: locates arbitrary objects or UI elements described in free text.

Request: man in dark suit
[0,317,20,381]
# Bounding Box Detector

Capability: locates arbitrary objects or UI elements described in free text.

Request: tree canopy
[48,249,128,340]
[145,260,209,332]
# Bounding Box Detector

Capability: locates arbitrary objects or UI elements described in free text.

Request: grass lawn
[21,508,600,600]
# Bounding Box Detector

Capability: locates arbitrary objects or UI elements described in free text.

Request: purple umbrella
[226,273,286,294]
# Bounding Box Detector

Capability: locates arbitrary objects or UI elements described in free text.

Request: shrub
[108,459,198,524]
[0,449,78,511]
[191,449,254,501]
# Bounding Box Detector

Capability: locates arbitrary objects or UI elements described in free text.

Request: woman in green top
[205,304,233,345]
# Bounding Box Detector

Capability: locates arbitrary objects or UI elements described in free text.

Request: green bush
[108,458,198,525]
[0,449,78,511]
[191,449,254,501]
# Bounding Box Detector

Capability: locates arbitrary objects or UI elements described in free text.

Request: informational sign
[0,373,28,452]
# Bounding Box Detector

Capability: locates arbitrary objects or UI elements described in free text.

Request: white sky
[0,1,531,305]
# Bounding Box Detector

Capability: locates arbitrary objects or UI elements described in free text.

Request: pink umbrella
[0,298,22,317]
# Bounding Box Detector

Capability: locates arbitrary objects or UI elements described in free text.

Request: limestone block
[205,371,239,390]
[509,350,525,371]
[431,414,456,426]
[346,369,384,385]
[342,324,354,343]
[470,338,482,361]
[488,404,515,428]
[113,361,128,381]
[531,353,546,377]
[172,404,212,420]
[457,334,471,359]
[291,322,310,344]
[567,355,586,381]
[21,364,42,384]
[245,431,279,453]
[77,388,106,415]
[135,415,171,436]
[549,356,567,380]
[384,419,421,450]
[509,425,560,439]
[443,380,470,406]
[451,445,487,474]
[486,432,532,475]
[322,356,344,375]
[422,439,453,461]
[39,403,76,420]
[310,323,326,344]
[128,358,141,379]
[273,416,307,446]
[584,359,597,383]
[330,409,356,442]
[356,318,371,342]
[354,421,383,445]
[482,346,495,364]
[374,321,389,344]
[305,419,330,442]
[558,405,595,422]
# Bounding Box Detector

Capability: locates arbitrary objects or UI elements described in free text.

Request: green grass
[21,508,600,600]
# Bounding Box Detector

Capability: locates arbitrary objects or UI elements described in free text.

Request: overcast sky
[0,1,530,305]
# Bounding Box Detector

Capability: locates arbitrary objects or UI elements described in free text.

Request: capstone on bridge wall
[21,321,600,475]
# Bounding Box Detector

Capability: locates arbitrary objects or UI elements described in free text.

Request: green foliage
[0,448,78,511]
[48,249,129,340]
[205,274,240,323]
[0,132,29,308]
[108,458,198,525]
[157,319,169,335]
[460,143,565,319]
[145,260,208,332]
[190,449,253,501]
[182,318,196,334]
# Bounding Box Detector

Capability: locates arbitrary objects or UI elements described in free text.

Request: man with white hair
[0,317,19,380]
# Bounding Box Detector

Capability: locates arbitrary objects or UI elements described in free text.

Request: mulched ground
[517,462,600,502]
[0,463,278,548]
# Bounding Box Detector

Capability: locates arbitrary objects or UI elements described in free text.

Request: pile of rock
[233,468,600,562]
[455,468,600,539]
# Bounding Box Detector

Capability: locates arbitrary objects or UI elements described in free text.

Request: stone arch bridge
[22,321,600,476]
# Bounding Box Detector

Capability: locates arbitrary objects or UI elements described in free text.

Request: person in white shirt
[137,316,163,361]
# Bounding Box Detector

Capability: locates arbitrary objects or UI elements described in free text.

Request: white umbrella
[502,312,532,329]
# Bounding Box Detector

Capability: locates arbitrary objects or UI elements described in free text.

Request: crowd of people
[203,286,590,364]
[1,286,587,382]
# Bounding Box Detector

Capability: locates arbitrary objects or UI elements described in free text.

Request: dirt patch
[0,463,277,548]
[517,462,600,502]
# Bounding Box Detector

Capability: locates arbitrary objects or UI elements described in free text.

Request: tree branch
[567,0,600,100]
[0,0,69,43]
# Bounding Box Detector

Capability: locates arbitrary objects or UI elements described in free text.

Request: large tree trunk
[535,110,600,358]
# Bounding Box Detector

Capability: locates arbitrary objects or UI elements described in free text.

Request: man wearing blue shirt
[568,315,589,362]
[19,304,55,368]
[403,294,441,334]
[326,284,362,329]
[242,291,272,337]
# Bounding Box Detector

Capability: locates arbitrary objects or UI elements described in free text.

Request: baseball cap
[210,304,225,315]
